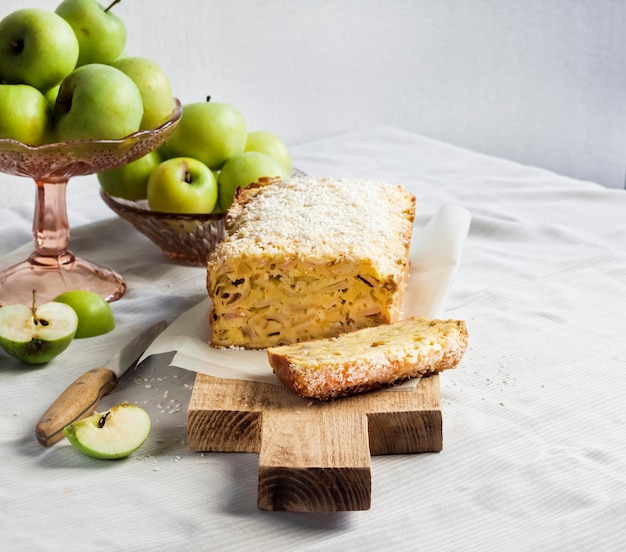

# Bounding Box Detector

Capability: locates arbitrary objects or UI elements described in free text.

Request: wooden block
[258,409,372,511]
[187,373,442,512]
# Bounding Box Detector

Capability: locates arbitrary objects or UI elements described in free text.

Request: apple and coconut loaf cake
[267,316,469,400]
[206,176,416,349]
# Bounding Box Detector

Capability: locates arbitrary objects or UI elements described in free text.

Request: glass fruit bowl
[100,191,225,266]
[100,169,305,266]
[0,98,182,306]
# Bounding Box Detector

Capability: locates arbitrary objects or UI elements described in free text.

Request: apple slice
[64,403,151,459]
[0,299,78,364]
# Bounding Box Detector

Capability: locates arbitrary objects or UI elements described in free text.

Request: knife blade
[35,320,168,447]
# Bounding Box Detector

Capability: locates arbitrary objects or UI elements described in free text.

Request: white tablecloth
[1,127,625,551]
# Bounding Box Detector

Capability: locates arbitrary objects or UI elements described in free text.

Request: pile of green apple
[0,0,174,146]
[98,97,292,214]
[0,290,115,365]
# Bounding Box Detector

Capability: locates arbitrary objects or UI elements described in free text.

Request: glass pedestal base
[0,98,182,308]
[0,251,126,306]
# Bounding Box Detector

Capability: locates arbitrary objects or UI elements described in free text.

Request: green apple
[53,63,143,142]
[53,290,115,338]
[0,84,52,146]
[112,56,174,131]
[147,157,218,214]
[156,141,174,161]
[44,85,60,109]
[164,98,247,170]
[0,298,78,365]
[98,149,161,200]
[0,8,79,92]
[64,402,151,459]
[217,151,288,212]
[245,131,292,174]
[55,0,126,67]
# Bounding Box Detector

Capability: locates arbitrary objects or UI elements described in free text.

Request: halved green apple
[0,299,78,364]
[64,403,151,459]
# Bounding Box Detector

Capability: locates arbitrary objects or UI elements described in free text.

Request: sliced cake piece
[266,316,468,400]
[207,176,416,349]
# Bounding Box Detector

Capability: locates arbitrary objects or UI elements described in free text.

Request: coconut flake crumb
[211,177,414,279]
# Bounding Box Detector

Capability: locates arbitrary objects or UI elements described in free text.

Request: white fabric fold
[3,127,626,551]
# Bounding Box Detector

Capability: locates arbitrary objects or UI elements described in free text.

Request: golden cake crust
[267,317,469,401]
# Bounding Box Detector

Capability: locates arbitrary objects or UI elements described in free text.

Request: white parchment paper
[139,203,471,386]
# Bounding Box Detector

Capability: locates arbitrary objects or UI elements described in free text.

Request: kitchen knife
[35,320,168,447]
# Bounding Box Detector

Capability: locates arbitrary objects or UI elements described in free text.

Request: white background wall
[2,0,626,206]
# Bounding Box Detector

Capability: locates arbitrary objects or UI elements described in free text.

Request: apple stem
[104,0,122,13]
[206,96,211,102]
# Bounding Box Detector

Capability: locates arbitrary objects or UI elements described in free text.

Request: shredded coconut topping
[213,176,415,277]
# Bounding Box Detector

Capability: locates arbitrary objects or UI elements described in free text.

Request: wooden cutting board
[187,373,442,512]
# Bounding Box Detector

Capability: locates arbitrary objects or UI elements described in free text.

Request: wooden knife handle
[35,368,119,447]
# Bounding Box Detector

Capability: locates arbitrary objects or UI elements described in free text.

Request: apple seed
[98,411,111,428]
